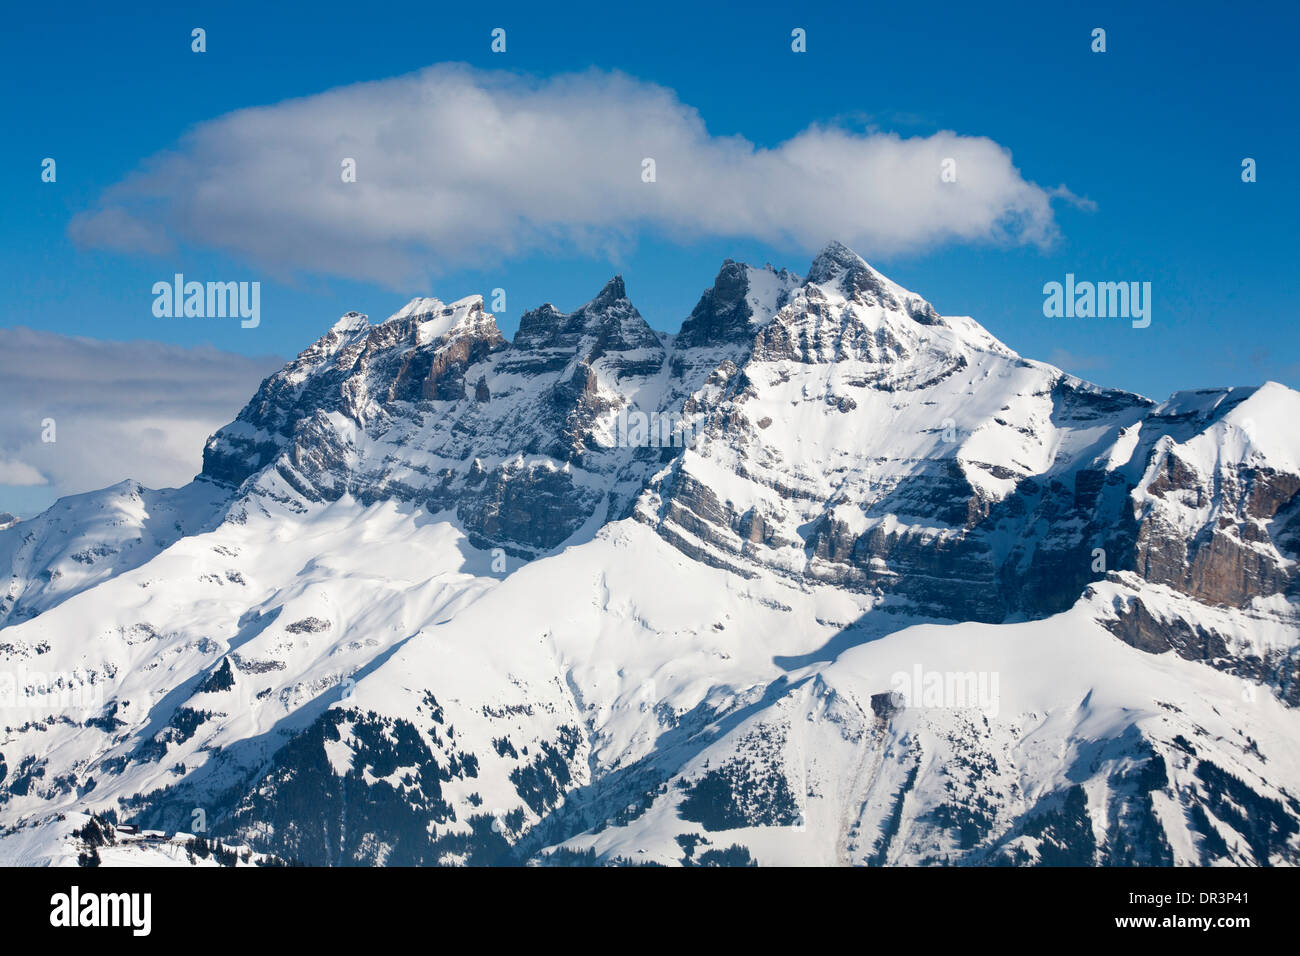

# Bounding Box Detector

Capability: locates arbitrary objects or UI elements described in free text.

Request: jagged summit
[194,245,1238,567]
[805,238,874,282]
[801,240,948,332]
[593,274,627,303]
[329,311,369,335]
[316,243,968,374]
[677,259,800,348]
[804,239,904,302]
[513,275,655,356]
[390,296,444,320]
[388,293,487,326]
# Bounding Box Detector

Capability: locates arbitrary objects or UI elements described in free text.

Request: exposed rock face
[201,301,507,490]
[1087,386,1300,689]
[513,276,663,377]
[458,463,601,554]
[201,285,669,557]
[676,260,797,348]
[1135,453,1299,606]
[616,248,1300,706]
[195,262,811,560]
[634,247,1149,626]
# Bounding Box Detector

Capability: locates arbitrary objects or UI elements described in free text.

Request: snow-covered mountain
[3,242,1299,866]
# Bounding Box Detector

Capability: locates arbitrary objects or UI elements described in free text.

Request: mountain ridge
[3,242,1298,866]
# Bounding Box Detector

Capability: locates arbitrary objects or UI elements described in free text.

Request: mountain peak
[809,238,865,268]
[801,241,948,328]
[513,276,658,363]
[677,259,799,348]
[594,275,627,303]
[382,295,498,347]
[805,240,885,291]
[329,311,370,335]
[389,297,444,321]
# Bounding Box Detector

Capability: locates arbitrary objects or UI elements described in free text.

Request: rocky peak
[741,242,1006,369]
[677,260,801,350]
[805,240,899,306]
[377,295,502,346]
[805,239,867,281]
[512,277,662,382]
[677,260,752,348]
[199,273,679,555]
[802,242,945,330]
[593,274,627,304]
[329,311,370,335]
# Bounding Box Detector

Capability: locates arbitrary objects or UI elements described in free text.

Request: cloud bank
[71,65,1071,287]
[0,328,282,514]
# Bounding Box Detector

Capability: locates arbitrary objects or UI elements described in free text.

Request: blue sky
[2,0,1298,513]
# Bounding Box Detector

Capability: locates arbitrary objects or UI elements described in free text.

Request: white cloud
[0,328,282,515]
[0,460,48,486]
[70,65,1073,288]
